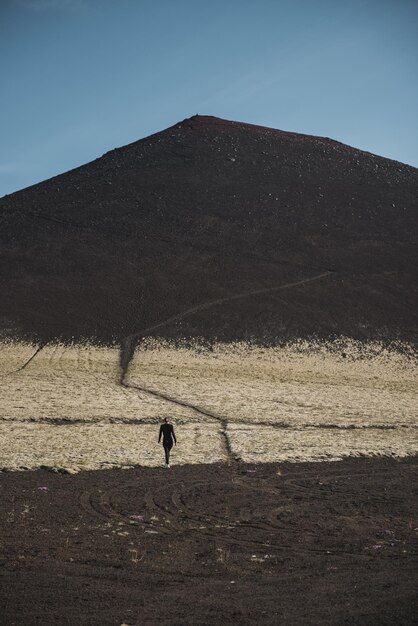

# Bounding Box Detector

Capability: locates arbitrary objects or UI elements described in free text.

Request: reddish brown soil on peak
[0,116,417,345]
[179,114,294,136]
[179,114,350,150]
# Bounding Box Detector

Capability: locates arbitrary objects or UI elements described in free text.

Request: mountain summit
[1,115,417,344]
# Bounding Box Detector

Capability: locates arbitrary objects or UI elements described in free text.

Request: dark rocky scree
[1,115,417,345]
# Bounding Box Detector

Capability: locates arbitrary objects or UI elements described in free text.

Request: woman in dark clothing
[158,418,177,468]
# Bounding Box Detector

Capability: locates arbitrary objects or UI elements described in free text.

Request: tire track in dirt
[76,474,401,560]
[78,481,291,550]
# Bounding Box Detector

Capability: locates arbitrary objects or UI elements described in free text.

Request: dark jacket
[159,423,176,445]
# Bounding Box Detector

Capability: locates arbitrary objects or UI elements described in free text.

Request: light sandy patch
[126,339,417,427]
[0,341,39,374]
[0,343,197,422]
[0,338,416,470]
[227,424,418,463]
[0,421,225,471]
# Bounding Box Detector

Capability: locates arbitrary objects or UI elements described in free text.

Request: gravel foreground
[1,457,417,625]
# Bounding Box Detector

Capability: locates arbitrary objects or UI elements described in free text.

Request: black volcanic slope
[1,115,417,345]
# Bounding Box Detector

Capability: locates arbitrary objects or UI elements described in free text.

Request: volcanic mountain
[1,115,417,345]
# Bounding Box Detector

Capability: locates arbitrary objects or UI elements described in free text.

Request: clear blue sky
[1,0,417,196]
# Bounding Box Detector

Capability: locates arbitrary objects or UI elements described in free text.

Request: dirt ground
[1,457,417,625]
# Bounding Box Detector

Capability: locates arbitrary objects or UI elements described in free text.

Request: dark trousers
[163,440,173,464]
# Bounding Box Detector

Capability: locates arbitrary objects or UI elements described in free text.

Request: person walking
[158,417,177,468]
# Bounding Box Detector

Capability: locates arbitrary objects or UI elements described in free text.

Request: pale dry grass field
[0,338,416,471]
